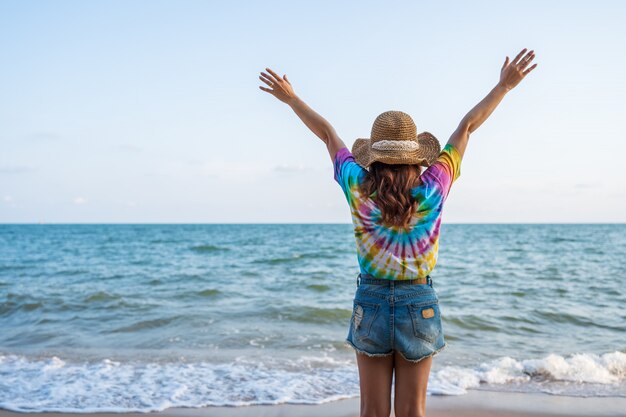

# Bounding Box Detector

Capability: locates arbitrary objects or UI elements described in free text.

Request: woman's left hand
[259,67,298,104]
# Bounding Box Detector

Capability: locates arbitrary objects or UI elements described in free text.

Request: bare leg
[355,351,394,417]
[393,351,433,417]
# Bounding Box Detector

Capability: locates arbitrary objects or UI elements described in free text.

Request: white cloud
[73,196,87,204]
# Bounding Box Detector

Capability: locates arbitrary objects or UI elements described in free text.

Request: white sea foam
[430,351,626,396]
[0,353,359,413]
[0,351,624,412]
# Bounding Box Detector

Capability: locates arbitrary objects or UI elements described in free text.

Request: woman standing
[259,47,537,417]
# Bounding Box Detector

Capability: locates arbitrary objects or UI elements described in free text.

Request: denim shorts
[344,272,447,363]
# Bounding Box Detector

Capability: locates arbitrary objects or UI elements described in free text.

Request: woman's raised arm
[259,67,346,161]
[447,48,538,159]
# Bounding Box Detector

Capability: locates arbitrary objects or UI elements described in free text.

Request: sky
[1,0,625,223]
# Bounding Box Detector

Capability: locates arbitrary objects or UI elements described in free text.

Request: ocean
[0,223,624,412]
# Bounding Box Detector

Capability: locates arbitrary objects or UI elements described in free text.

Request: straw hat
[352,110,441,168]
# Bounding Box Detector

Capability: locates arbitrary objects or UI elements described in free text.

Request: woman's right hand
[498,48,537,91]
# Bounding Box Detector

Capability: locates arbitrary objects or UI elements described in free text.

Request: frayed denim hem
[396,341,448,364]
[344,338,394,358]
[344,339,449,363]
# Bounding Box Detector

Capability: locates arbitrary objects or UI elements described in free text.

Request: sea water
[0,224,624,412]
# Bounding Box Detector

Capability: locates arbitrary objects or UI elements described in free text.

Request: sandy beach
[1,390,625,417]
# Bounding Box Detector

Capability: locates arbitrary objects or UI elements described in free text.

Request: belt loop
[356,272,361,287]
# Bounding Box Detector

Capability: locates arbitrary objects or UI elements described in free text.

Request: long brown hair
[361,162,423,229]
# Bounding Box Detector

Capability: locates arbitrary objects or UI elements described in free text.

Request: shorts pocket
[407,300,442,344]
[351,300,380,341]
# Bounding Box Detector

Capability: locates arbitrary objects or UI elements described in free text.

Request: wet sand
[1,389,625,416]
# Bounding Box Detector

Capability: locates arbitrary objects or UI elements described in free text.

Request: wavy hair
[361,162,423,229]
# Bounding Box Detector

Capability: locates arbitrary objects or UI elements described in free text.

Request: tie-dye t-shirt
[333,144,462,280]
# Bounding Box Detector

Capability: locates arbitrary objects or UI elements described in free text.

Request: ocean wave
[444,314,504,331]
[262,305,353,324]
[189,244,230,253]
[196,288,221,297]
[549,237,580,243]
[0,351,623,412]
[252,252,335,265]
[306,284,331,292]
[51,268,89,276]
[430,351,626,396]
[533,309,626,331]
[0,292,157,318]
[0,353,357,413]
[83,291,122,303]
[0,264,30,272]
[107,315,186,333]
[1,293,51,316]
[0,300,44,315]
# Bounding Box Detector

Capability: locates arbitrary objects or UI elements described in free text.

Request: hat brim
[351,132,441,168]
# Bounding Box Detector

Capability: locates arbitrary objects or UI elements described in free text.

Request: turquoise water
[0,224,624,412]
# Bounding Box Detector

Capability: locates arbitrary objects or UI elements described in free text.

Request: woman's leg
[392,351,432,417]
[356,351,394,417]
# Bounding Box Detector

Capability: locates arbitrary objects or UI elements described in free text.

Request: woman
[259,48,537,417]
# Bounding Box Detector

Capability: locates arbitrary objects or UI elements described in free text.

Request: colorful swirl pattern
[334,143,462,280]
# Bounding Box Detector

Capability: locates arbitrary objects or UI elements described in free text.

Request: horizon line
[1,222,625,226]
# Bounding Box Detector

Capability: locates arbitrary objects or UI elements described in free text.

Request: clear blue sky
[1,0,624,223]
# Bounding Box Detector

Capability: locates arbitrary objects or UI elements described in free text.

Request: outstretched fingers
[259,75,272,87]
[265,67,282,83]
[258,66,296,103]
[518,50,535,71]
[511,48,528,66]
[523,63,538,75]
[259,70,276,94]
[260,71,276,84]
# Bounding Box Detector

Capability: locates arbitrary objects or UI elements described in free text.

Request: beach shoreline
[1,390,625,417]
[1,225,624,412]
